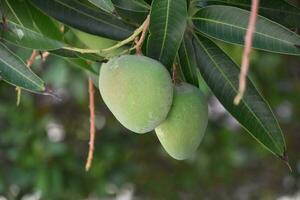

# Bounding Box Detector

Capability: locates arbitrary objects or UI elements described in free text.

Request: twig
[16,50,38,106]
[85,78,96,171]
[172,63,180,84]
[135,15,150,54]
[234,0,260,105]
[63,15,150,56]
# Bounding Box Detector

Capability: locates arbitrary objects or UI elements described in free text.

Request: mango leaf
[147,0,187,69]
[192,33,286,158]
[0,20,64,50]
[29,0,135,41]
[4,0,35,29]
[192,5,300,55]
[178,32,199,86]
[112,0,150,24]
[26,1,63,41]
[196,0,300,28]
[88,0,115,13]
[0,42,45,92]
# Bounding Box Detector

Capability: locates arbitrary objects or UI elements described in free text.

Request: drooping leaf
[88,0,115,13]
[112,0,150,24]
[29,0,135,40]
[195,0,300,28]
[0,20,64,50]
[0,42,45,92]
[192,33,286,157]
[192,5,300,55]
[178,32,199,86]
[147,0,187,69]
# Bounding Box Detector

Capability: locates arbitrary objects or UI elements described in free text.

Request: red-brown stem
[16,50,39,106]
[85,78,96,171]
[27,50,38,67]
[234,0,260,105]
[135,15,150,55]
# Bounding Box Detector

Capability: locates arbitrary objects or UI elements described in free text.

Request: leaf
[29,0,135,41]
[112,0,150,24]
[65,58,98,75]
[146,0,187,69]
[178,32,199,86]
[192,33,286,157]
[26,1,63,41]
[88,0,115,13]
[196,0,300,28]
[4,0,35,29]
[0,20,64,50]
[192,5,300,55]
[0,42,45,92]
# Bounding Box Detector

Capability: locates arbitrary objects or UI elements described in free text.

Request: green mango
[99,55,173,133]
[155,82,208,160]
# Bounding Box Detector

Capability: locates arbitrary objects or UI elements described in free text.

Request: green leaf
[196,0,300,28]
[4,0,35,29]
[65,58,98,75]
[178,32,199,86]
[0,42,45,92]
[0,20,64,50]
[192,5,300,55]
[88,0,115,13]
[147,0,187,69]
[26,1,63,41]
[112,0,150,24]
[192,33,286,157]
[29,0,135,41]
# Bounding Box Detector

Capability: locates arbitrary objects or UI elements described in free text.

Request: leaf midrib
[53,0,130,33]
[0,44,43,90]
[192,16,297,47]
[158,0,171,60]
[193,34,283,154]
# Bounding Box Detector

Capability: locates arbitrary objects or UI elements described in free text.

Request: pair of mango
[99,55,208,160]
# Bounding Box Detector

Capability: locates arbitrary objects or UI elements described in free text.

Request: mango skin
[155,82,208,160]
[99,55,173,133]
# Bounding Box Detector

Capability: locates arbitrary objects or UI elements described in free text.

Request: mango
[99,55,173,133]
[155,82,208,160]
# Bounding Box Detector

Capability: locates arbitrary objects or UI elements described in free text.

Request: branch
[135,15,150,54]
[85,78,96,171]
[234,0,260,105]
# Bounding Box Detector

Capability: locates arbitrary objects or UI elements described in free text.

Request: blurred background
[0,41,300,200]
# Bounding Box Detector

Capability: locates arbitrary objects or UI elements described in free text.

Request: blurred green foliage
[0,43,300,199]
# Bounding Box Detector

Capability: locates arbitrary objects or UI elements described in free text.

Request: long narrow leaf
[192,5,300,55]
[147,0,187,69]
[192,34,286,158]
[0,42,45,92]
[178,32,199,86]
[29,0,135,40]
[196,0,300,28]
[0,21,63,50]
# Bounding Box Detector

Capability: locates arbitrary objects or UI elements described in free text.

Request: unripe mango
[155,82,208,160]
[99,55,173,133]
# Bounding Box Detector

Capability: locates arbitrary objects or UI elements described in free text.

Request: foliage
[0,0,300,198]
